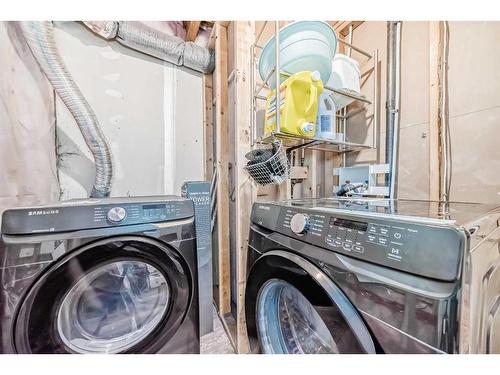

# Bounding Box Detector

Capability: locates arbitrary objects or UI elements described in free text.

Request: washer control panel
[263,204,465,281]
[282,209,326,238]
[325,218,414,264]
[1,198,194,235]
[94,202,185,225]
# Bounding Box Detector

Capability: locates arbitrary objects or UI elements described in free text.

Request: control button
[290,213,310,235]
[343,243,353,251]
[107,207,127,223]
[334,240,343,246]
[390,247,401,255]
[380,228,388,235]
[394,232,402,239]
[353,245,364,253]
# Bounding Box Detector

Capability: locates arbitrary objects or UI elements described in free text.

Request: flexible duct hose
[84,21,215,74]
[20,21,113,198]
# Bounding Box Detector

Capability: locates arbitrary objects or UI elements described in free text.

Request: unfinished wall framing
[205,19,500,353]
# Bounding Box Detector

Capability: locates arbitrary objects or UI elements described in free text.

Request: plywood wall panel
[449,106,500,203]
[397,123,431,200]
[400,22,430,128]
[448,21,500,118]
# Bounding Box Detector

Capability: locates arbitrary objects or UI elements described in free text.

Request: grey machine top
[270,197,500,227]
[1,196,194,235]
[251,198,500,281]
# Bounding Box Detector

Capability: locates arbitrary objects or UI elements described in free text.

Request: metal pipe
[251,43,257,146]
[440,21,452,202]
[373,49,380,155]
[20,21,113,198]
[386,21,402,199]
[274,21,281,135]
[342,25,354,167]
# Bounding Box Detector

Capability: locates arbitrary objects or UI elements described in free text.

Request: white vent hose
[20,21,113,198]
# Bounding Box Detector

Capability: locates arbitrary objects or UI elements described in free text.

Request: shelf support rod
[274,21,280,138]
[337,39,372,58]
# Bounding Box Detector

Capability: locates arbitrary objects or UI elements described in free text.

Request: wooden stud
[329,21,364,37]
[429,22,441,201]
[231,21,256,354]
[213,23,231,315]
[324,151,335,197]
[203,74,214,180]
[303,150,319,198]
[186,21,201,42]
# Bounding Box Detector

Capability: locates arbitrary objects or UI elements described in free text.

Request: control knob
[107,207,127,223]
[290,213,310,235]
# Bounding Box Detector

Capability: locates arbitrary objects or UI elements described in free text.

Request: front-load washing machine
[0,196,199,354]
[245,198,500,354]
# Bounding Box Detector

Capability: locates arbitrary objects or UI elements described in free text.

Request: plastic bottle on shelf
[264,70,323,138]
[315,92,336,140]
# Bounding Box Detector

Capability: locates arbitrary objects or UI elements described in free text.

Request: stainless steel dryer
[0,196,199,354]
[245,198,500,354]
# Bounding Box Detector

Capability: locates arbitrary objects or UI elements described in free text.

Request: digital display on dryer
[330,217,368,232]
[142,204,166,210]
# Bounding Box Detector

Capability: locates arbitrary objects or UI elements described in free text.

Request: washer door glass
[257,279,338,354]
[57,260,169,353]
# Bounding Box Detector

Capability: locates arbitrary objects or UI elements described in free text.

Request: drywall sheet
[0,22,59,214]
[346,21,500,203]
[53,21,204,199]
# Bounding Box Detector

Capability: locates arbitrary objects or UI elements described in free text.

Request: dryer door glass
[257,279,337,354]
[57,260,169,353]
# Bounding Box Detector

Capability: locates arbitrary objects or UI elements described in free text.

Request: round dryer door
[245,251,376,354]
[14,236,192,354]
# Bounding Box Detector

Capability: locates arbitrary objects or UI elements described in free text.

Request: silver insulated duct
[20,21,113,198]
[83,21,215,74]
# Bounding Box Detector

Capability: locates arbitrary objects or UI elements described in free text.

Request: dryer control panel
[1,198,194,235]
[251,203,466,282]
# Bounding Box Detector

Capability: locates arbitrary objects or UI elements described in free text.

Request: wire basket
[244,141,290,186]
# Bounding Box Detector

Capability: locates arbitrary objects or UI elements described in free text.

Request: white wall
[0,22,59,213]
[53,22,204,199]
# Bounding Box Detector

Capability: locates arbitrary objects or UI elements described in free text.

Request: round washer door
[14,236,192,354]
[245,250,376,354]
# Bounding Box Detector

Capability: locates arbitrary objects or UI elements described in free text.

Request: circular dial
[107,207,127,223]
[290,213,310,235]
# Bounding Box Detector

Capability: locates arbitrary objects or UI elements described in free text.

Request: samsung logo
[28,209,60,216]
[258,205,270,211]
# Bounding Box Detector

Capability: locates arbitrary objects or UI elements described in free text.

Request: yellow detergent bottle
[264,71,323,138]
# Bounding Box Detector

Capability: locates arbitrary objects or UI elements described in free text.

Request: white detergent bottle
[315,93,336,139]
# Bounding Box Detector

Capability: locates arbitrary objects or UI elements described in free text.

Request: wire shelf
[250,21,380,154]
[256,132,372,153]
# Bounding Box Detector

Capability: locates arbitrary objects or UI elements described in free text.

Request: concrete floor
[200,307,235,354]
